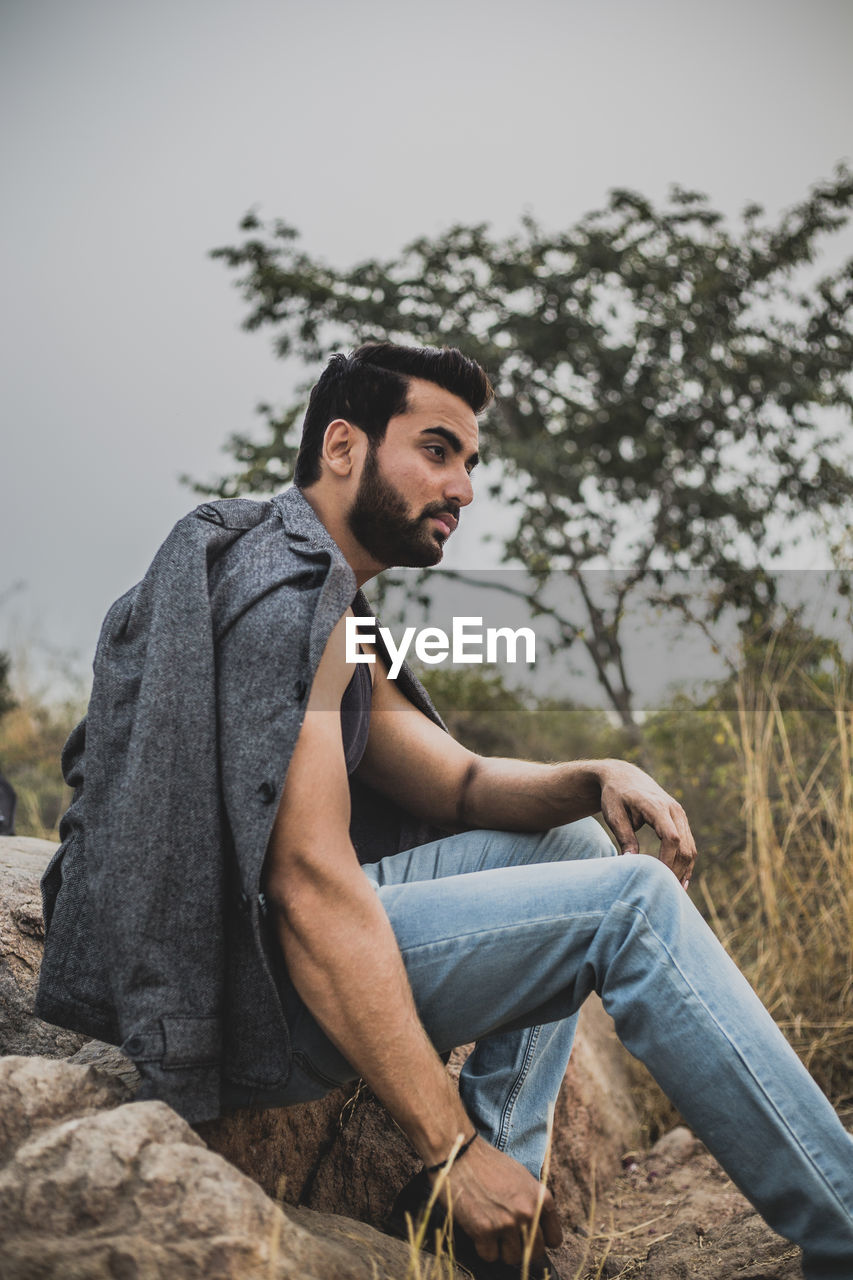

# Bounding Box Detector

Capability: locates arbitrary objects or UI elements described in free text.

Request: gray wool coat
[35,487,445,1124]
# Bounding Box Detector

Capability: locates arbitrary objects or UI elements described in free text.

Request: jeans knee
[617,852,684,915]
[547,816,617,863]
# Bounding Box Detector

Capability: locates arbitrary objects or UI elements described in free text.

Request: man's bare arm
[262,615,562,1263]
[356,662,697,886]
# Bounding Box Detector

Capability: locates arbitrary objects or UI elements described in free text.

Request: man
[37,343,852,1279]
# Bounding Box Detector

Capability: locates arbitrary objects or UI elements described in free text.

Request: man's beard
[347,445,456,568]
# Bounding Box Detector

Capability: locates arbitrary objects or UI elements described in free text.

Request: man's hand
[598,760,696,887]
[435,1138,562,1266]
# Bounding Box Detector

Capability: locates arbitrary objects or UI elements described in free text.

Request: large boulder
[0,836,87,1058]
[0,1054,459,1280]
[198,996,640,1233]
[549,994,642,1225]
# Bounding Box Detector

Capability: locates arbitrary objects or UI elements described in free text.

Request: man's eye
[426,445,446,460]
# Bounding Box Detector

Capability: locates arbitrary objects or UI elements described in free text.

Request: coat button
[125,1036,144,1056]
[258,781,277,804]
[293,679,308,701]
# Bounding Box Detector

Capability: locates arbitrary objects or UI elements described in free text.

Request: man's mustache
[421,502,460,523]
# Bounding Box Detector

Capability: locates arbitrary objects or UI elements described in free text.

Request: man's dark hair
[294,341,493,488]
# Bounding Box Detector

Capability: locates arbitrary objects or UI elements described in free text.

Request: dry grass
[0,684,81,840]
[623,632,853,1138]
[702,642,853,1123]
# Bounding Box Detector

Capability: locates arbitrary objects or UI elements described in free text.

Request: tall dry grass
[0,683,82,840]
[699,637,853,1124]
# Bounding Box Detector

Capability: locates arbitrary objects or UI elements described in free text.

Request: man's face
[346,378,480,569]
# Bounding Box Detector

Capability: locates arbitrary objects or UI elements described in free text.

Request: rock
[0,836,88,1058]
[638,1212,803,1279]
[198,994,640,1234]
[282,1205,459,1279]
[0,1055,462,1279]
[66,1038,141,1094]
[548,995,642,1225]
[0,1053,132,1163]
[198,1077,422,1227]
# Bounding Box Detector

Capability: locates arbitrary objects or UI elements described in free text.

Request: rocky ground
[384,1125,804,1280]
[552,1127,802,1280]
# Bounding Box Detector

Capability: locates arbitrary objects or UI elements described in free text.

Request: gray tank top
[340,660,372,774]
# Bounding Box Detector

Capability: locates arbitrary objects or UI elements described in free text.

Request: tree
[205,169,853,730]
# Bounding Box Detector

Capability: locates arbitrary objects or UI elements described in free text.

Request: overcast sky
[2,0,852,693]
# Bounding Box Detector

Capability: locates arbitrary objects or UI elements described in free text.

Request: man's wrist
[405,1078,475,1167]
[424,1130,478,1174]
[586,757,639,790]
[555,758,606,807]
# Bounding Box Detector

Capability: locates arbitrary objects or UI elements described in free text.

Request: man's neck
[299,484,383,588]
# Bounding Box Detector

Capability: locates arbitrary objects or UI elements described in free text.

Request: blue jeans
[232,819,853,1279]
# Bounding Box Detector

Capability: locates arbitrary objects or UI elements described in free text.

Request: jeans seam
[398,911,604,954]
[495,1024,541,1153]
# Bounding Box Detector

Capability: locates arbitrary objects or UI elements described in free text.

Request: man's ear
[321,419,362,477]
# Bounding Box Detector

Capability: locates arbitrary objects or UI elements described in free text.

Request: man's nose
[446,463,474,507]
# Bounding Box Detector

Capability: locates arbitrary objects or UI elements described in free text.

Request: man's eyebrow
[419,426,480,470]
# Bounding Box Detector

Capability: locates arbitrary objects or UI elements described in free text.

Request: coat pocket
[39,827,114,1015]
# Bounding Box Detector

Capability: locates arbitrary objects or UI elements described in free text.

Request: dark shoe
[386,1169,563,1280]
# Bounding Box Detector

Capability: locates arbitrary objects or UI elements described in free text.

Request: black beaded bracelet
[424,1131,478,1175]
